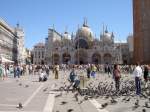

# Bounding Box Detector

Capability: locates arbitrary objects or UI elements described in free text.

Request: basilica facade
[42,21,130,65]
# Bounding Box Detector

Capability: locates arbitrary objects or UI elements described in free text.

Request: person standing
[87,64,91,78]
[91,64,97,78]
[113,64,121,92]
[0,61,3,80]
[143,65,149,88]
[54,64,59,79]
[107,64,112,77]
[133,62,143,95]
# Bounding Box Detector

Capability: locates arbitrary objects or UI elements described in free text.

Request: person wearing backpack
[69,68,76,83]
[113,64,121,92]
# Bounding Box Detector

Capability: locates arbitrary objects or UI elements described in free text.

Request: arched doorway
[62,53,71,64]
[122,54,128,64]
[92,53,101,64]
[75,49,87,64]
[75,39,89,49]
[52,53,59,64]
[41,60,44,65]
[103,53,112,64]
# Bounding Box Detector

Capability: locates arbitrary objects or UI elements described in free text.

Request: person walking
[14,65,20,78]
[133,62,143,95]
[113,64,121,92]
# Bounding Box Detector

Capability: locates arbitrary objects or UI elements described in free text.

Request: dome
[63,31,71,40]
[101,29,113,42]
[76,23,93,41]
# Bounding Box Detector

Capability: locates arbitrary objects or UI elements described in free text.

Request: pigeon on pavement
[55,93,62,98]
[142,108,146,112]
[61,101,67,105]
[43,87,48,92]
[101,103,108,109]
[19,83,22,86]
[145,102,150,108]
[67,109,74,112]
[17,102,23,109]
[110,97,117,104]
[74,93,79,101]
[25,85,29,88]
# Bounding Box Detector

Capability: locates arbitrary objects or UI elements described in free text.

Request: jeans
[91,71,95,78]
[87,73,90,78]
[14,72,20,78]
[135,77,141,95]
[115,77,120,91]
[55,70,58,79]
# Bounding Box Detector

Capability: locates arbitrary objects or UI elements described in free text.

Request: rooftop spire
[71,32,74,40]
[83,17,88,27]
[64,26,68,34]
[16,21,20,28]
[111,32,114,38]
[105,26,108,33]
[102,23,105,36]
[52,24,55,30]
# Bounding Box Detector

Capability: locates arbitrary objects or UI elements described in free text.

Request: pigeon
[126,97,131,102]
[105,96,109,99]
[74,93,78,101]
[149,98,150,102]
[19,83,22,86]
[17,102,23,109]
[55,93,62,98]
[61,101,67,105]
[78,100,83,104]
[84,96,89,100]
[142,108,146,112]
[67,109,74,112]
[110,97,117,104]
[134,99,139,108]
[141,93,148,98]
[43,87,48,92]
[25,85,29,88]
[122,97,127,101]
[101,103,108,109]
[145,102,150,108]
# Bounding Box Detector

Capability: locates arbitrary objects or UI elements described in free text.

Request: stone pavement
[0,71,150,112]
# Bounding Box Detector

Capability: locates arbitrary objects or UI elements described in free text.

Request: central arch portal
[62,53,71,64]
[75,49,87,64]
[92,53,101,64]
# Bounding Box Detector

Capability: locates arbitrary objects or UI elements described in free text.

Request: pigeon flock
[14,72,150,112]
[55,75,150,112]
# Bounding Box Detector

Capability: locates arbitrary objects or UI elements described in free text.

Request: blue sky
[0,0,133,49]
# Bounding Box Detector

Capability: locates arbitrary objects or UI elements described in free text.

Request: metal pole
[78,37,79,65]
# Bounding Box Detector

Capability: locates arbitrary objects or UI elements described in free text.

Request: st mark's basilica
[34,20,130,65]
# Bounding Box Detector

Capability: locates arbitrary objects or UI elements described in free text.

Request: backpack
[69,71,76,82]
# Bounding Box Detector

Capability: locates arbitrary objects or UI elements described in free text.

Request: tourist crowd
[0,60,150,96]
